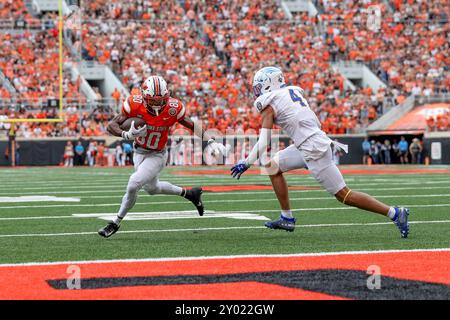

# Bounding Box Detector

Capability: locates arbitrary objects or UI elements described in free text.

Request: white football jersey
[254,85,328,148]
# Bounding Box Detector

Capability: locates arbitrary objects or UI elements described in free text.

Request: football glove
[121,121,147,140]
[230,159,250,179]
[207,138,228,156]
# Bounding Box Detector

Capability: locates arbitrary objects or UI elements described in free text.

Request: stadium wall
[0,138,105,166]
[423,132,450,165]
[2,135,448,166]
[0,135,368,166]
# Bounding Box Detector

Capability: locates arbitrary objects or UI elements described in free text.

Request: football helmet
[252,66,286,98]
[141,76,170,115]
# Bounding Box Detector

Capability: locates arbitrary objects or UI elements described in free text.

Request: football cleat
[98,222,120,238]
[185,187,204,216]
[265,215,297,232]
[392,207,410,238]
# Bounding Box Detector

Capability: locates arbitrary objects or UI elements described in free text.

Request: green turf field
[0,165,449,264]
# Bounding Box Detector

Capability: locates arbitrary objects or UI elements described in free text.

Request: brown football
[120,117,147,131]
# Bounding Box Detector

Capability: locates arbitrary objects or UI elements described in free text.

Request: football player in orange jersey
[98,75,226,238]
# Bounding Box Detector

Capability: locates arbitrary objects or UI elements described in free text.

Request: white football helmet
[252,66,286,98]
[141,76,170,115]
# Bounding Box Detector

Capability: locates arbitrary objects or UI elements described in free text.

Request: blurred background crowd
[0,0,448,139]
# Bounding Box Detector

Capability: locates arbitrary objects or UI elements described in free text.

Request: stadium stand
[0,0,448,139]
[318,0,448,100]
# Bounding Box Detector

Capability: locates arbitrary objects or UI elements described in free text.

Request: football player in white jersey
[231,67,410,238]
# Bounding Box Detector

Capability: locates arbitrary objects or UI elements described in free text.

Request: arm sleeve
[177,103,186,120]
[254,93,275,113]
[121,97,131,116]
[245,128,271,166]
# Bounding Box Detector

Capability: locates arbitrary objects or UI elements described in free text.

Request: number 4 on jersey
[289,89,307,107]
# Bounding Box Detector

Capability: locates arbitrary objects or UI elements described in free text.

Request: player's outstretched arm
[245,106,274,165]
[179,116,227,155]
[231,106,274,179]
[178,116,201,137]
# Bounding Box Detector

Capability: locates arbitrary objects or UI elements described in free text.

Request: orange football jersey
[121,95,186,151]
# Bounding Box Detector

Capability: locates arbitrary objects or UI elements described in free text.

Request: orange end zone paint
[0,251,448,300]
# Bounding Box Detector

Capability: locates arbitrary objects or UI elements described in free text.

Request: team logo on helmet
[252,66,285,98]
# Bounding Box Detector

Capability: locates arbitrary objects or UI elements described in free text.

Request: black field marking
[47,269,450,300]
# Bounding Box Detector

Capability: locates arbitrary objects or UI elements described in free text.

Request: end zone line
[1,247,449,267]
[0,219,448,237]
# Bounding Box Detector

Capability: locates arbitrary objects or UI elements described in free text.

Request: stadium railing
[0,98,119,111]
[414,94,450,107]
[0,18,56,30]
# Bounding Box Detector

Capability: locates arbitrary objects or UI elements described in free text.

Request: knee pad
[127,182,141,194]
[143,180,160,195]
[127,175,145,194]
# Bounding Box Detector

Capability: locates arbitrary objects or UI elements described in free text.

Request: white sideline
[2,199,450,210]
[0,219,448,237]
[0,185,449,196]
[1,179,450,193]
[0,203,449,217]
[1,175,449,188]
[2,192,450,203]
[0,247,449,267]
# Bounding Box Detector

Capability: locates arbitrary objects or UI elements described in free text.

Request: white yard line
[0,220,448,238]
[1,179,450,193]
[1,175,449,188]
[1,247,449,267]
[1,195,450,209]
[245,203,450,212]
[29,192,450,200]
[0,185,449,196]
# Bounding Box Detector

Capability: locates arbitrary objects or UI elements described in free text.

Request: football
[120,117,146,131]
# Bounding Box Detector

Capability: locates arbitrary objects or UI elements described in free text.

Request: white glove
[207,138,228,156]
[121,121,146,140]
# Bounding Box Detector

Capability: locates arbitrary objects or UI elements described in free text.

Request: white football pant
[117,150,182,219]
[272,141,347,195]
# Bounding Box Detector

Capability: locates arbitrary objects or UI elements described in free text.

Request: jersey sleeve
[122,95,142,117]
[254,92,276,113]
[121,96,133,117]
[177,101,186,120]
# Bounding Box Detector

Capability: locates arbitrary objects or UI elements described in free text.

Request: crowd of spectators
[62,139,131,167]
[319,0,449,103]
[0,0,30,22]
[0,105,114,138]
[0,30,60,100]
[0,0,448,139]
[84,0,185,21]
[426,112,450,132]
[361,136,427,165]
[79,2,386,135]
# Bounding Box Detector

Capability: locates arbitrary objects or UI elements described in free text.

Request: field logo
[366,265,381,290]
[66,265,81,290]
[367,6,381,32]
